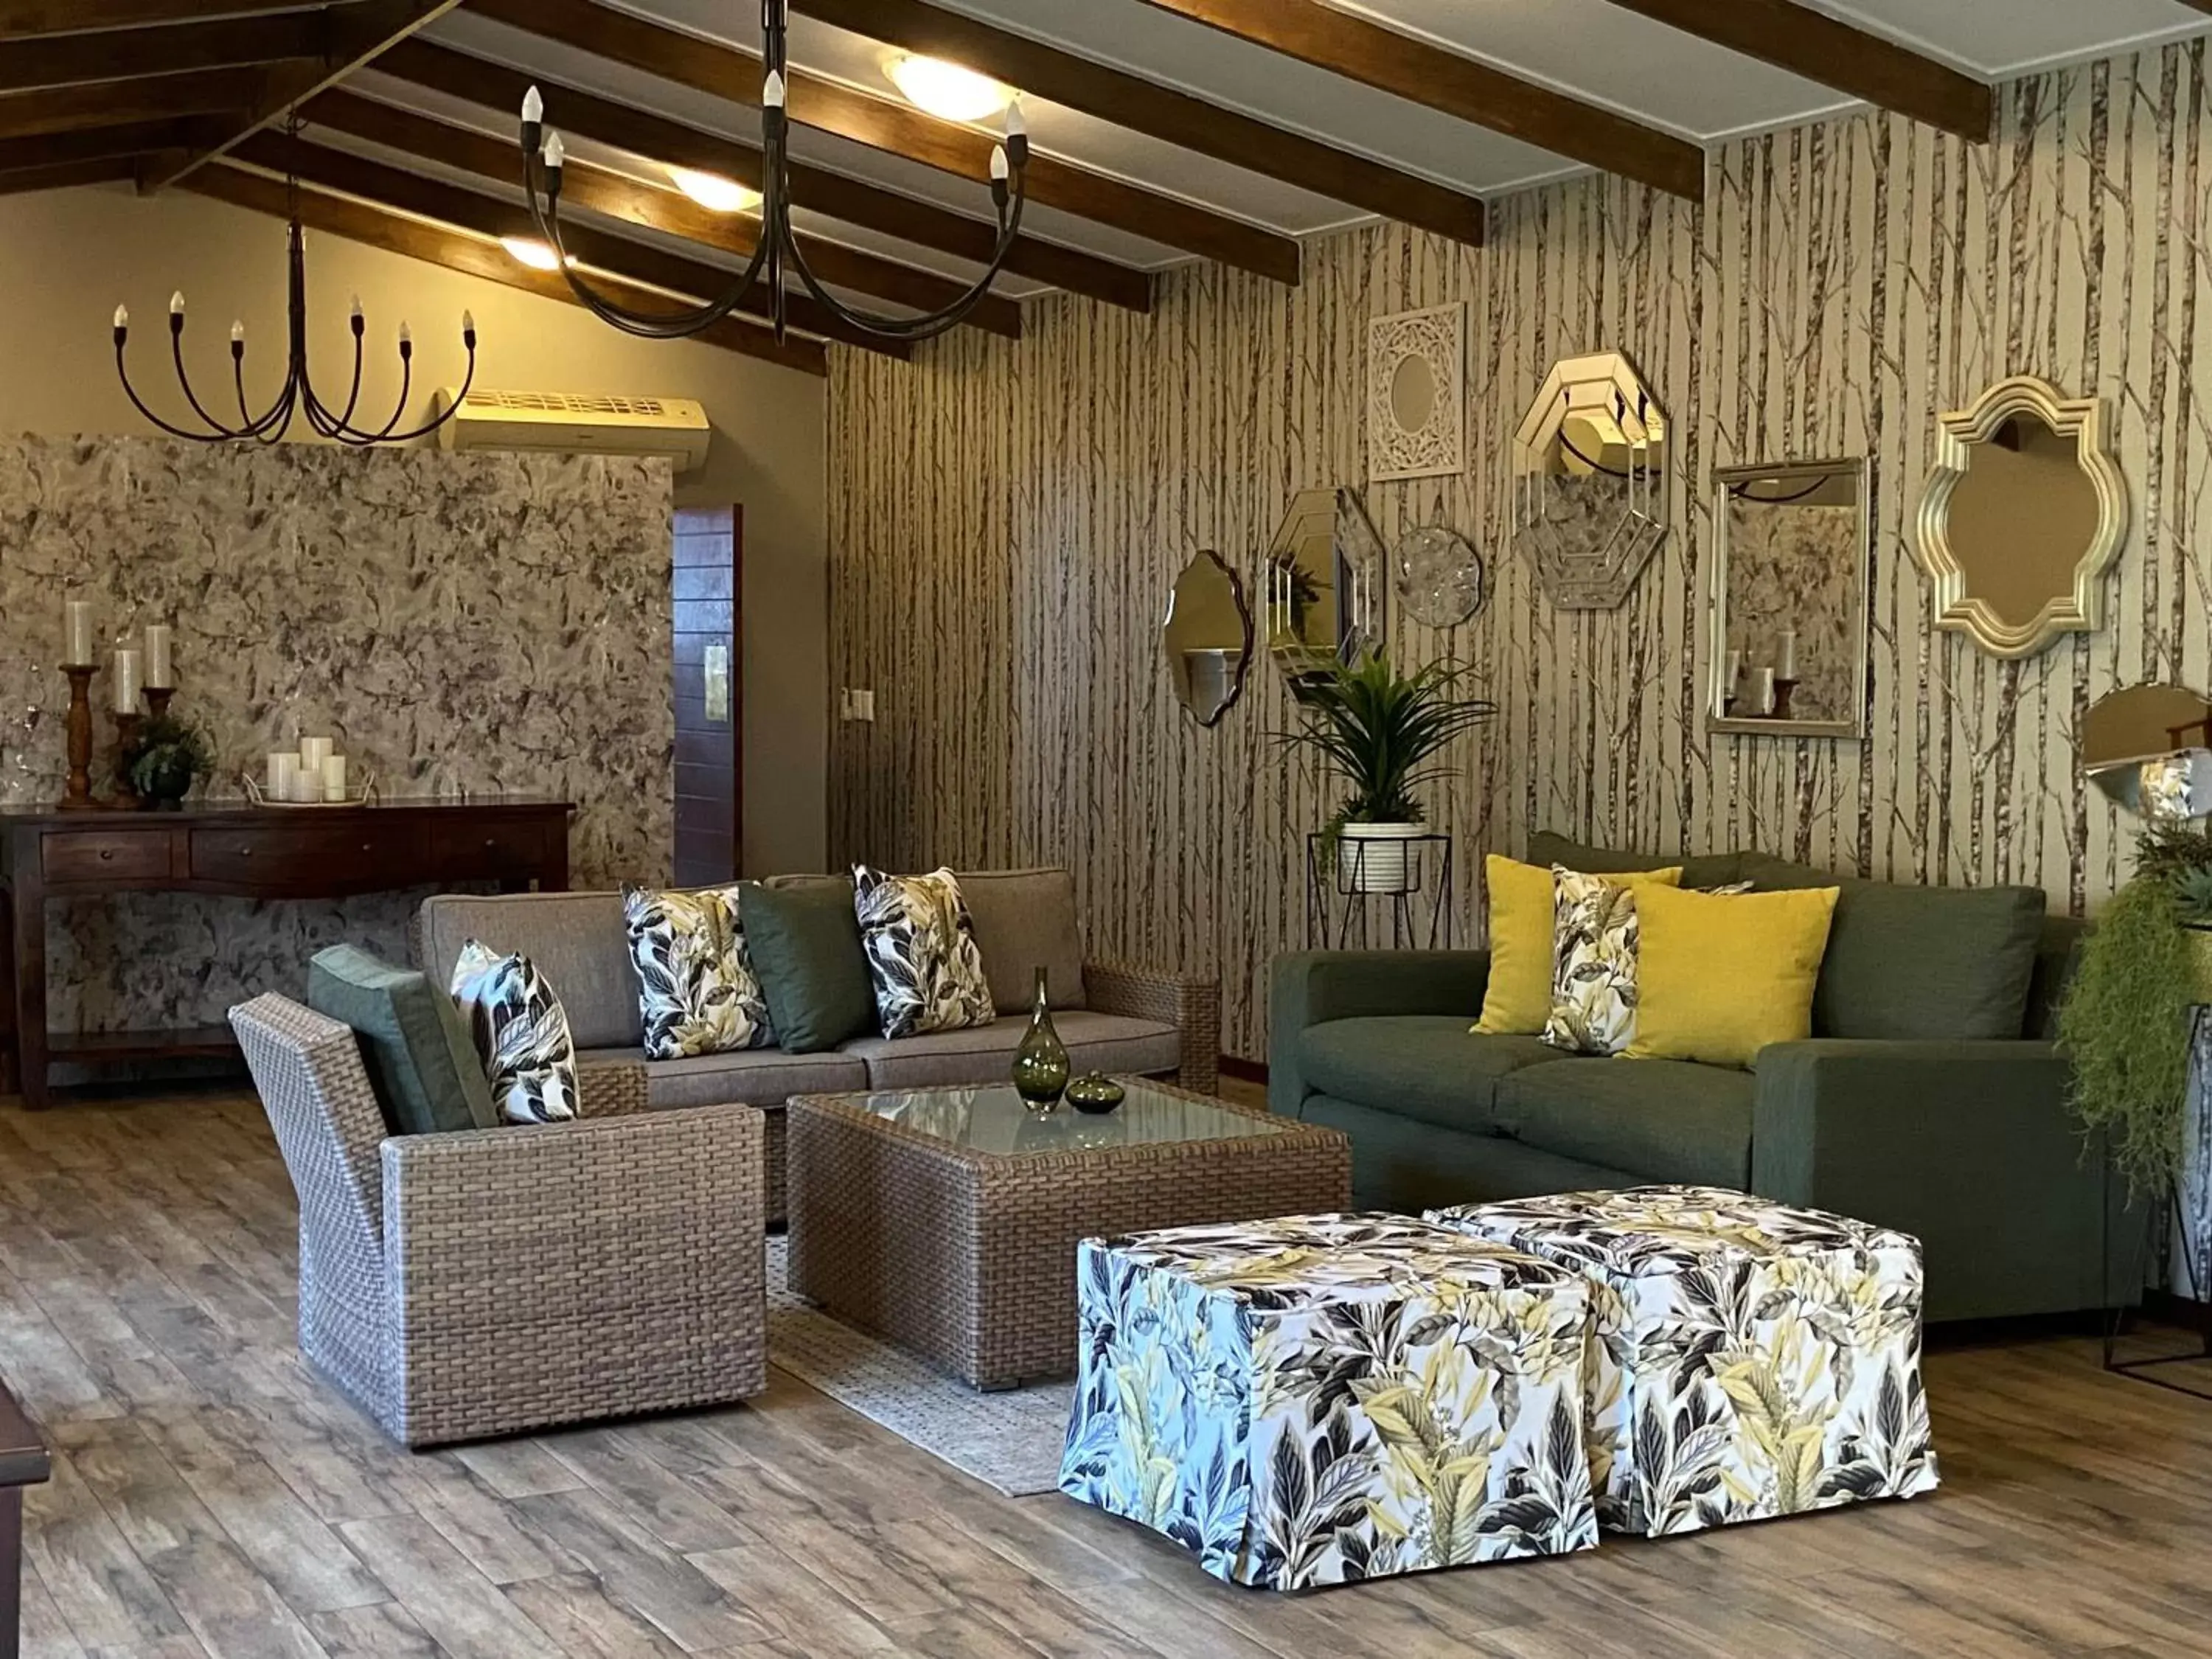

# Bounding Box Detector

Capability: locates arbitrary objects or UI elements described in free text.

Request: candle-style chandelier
[113,121,478,445]
[518,0,1029,344]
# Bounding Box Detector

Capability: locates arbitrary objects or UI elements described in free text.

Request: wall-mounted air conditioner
[432,389,712,473]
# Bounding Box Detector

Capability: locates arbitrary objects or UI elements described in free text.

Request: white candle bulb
[169,291,185,316]
[990,144,1009,181]
[398,320,411,346]
[113,303,128,330]
[541,129,566,169]
[230,320,245,343]
[522,85,543,124]
[462,309,475,335]
[763,70,787,108]
[1004,98,1024,137]
[350,294,364,321]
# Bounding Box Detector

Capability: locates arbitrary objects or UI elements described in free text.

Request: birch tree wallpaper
[828,42,2210,1058]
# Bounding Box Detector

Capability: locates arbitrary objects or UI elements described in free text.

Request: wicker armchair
[229,993,767,1449]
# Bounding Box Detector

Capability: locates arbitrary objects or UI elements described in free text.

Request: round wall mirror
[1163,549,1252,727]
[1390,353,1438,434]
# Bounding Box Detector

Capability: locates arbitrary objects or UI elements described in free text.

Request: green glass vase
[1012,966,1070,1111]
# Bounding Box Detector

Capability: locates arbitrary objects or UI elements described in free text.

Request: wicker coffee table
[785,1079,1350,1389]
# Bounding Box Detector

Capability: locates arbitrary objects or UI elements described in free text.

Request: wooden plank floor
[4,1088,2212,1658]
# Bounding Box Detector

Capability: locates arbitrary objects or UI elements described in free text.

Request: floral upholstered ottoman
[1426,1186,1938,1537]
[1056,1214,1600,1590]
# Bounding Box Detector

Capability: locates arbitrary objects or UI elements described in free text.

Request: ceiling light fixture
[500,234,566,271]
[669,166,761,215]
[519,0,1028,344]
[885,54,1014,123]
[112,120,475,445]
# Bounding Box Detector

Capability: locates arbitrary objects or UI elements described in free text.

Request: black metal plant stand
[2101,1007,2212,1399]
[1305,832,1454,950]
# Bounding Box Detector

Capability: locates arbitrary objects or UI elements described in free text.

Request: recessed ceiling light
[500,235,566,271]
[886,54,1015,124]
[669,167,762,215]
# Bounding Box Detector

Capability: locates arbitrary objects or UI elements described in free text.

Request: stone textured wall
[0,437,672,1032]
[827,43,2212,1059]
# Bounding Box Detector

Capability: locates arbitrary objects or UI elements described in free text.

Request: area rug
[765,1237,1073,1498]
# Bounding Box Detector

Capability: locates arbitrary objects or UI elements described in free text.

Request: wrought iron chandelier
[113,122,478,446]
[518,0,1030,344]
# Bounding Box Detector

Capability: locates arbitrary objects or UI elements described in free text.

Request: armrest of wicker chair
[577,1056,650,1117]
[1084,961,1221,1097]
[375,1104,767,1445]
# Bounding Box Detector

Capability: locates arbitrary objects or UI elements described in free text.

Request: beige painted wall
[0,181,828,874]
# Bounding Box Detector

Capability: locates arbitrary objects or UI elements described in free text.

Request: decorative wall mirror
[1708,458,1868,740]
[1394,523,1485,627]
[1368,303,1466,482]
[1916,375,2129,658]
[1512,351,1668,610]
[1163,549,1253,727]
[1266,487,1384,677]
[2082,681,2212,818]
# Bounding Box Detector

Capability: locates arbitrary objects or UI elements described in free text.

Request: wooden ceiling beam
[0,66,267,139]
[304,88,1023,338]
[0,10,327,91]
[1595,0,1992,142]
[0,114,223,170]
[0,2,309,37]
[467,0,1300,283]
[799,0,1485,246]
[0,155,135,192]
[226,128,913,359]
[136,0,464,192]
[187,159,832,375]
[376,38,1152,311]
[1133,0,1706,201]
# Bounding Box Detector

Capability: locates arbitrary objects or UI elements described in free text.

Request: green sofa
[1270,833,2126,1323]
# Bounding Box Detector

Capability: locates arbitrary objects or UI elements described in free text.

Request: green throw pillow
[1810,880,2047,1041]
[307,944,498,1135]
[737,879,876,1054]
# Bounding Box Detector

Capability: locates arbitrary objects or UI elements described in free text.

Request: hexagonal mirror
[1512,351,1668,610]
[1163,550,1252,728]
[1265,487,1384,678]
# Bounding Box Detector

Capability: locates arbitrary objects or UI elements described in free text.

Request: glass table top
[856,1082,1285,1157]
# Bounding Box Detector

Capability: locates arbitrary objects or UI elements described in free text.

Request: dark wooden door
[673,506,741,886]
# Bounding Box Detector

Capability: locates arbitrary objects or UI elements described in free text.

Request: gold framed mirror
[1163,549,1253,728]
[1915,375,2128,658]
[1511,350,1669,610]
[1265,487,1384,677]
[1708,459,1868,740]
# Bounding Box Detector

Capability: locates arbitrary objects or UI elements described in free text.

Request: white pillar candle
[290,764,323,804]
[1778,627,1799,681]
[143,623,174,689]
[322,755,347,801]
[112,647,142,714]
[63,599,95,667]
[268,752,299,799]
[299,735,333,772]
[1753,666,1777,715]
[1724,648,1743,694]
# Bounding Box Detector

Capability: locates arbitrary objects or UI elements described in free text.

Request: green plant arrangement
[124,714,213,810]
[1279,649,1495,851]
[2056,820,2212,1202]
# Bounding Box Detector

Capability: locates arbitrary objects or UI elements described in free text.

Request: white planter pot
[1337,822,1420,894]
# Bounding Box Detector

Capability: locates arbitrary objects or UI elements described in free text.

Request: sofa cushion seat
[839,1011,1179,1091]
[577,1045,869,1109]
[1492,1058,1754,1190]
[1299,1019,1563,1133]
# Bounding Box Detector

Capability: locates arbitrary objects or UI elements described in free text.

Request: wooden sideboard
[0,798,572,1109]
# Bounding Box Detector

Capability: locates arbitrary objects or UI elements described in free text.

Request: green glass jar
[1012,966,1070,1111]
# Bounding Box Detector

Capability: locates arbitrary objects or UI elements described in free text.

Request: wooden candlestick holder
[59,666,98,811]
[143,686,174,723]
[111,710,144,810]
[1773,677,1800,722]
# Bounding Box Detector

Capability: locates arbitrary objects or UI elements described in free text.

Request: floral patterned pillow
[622,885,774,1060]
[448,940,578,1124]
[852,865,998,1040]
[1543,868,1651,1056]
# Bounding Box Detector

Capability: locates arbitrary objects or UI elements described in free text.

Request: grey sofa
[415,868,1220,1219]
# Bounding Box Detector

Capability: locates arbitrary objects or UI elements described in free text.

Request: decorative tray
[242,773,380,809]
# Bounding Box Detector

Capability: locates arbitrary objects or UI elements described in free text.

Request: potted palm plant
[1281,649,1494,894]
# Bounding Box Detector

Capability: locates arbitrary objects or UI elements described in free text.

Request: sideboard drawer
[189,824,428,891]
[41,830,174,883]
[430,818,552,882]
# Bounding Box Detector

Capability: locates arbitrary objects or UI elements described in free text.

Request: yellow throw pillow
[1474,855,1682,1035]
[1627,883,1841,1068]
